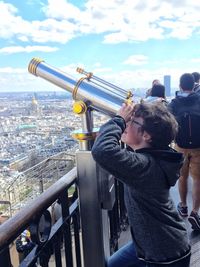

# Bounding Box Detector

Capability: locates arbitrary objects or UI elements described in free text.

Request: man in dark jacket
[168,73,200,230]
[92,102,190,267]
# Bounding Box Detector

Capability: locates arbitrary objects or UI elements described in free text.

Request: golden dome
[32,96,38,106]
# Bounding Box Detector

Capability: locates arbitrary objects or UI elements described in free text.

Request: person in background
[145,79,161,98]
[16,230,35,263]
[192,72,200,92]
[92,102,190,267]
[144,84,167,103]
[168,73,200,230]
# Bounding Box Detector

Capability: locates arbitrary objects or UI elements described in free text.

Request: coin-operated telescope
[28,58,133,117]
[28,58,133,148]
[28,58,132,267]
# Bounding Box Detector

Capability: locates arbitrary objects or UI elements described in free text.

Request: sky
[0,0,200,94]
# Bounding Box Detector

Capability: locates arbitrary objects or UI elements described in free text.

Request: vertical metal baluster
[59,190,73,267]
[72,212,82,267]
[54,234,62,267]
[0,247,12,267]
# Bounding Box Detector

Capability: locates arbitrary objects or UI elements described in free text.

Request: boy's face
[121,116,145,148]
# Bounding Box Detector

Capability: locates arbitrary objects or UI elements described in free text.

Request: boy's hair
[180,73,194,91]
[151,84,165,98]
[192,72,200,83]
[133,103,178,148]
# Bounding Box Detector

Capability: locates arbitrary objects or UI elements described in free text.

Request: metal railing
[0,168,79,267]
[0,152,76,213]
[0,167,128,267]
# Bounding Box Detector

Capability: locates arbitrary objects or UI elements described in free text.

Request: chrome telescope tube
[76,67,129,98]
[28,58,133,117]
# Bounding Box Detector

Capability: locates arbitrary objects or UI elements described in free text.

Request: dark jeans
[107,241,191,267]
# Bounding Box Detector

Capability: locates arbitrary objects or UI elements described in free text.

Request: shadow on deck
[119,176,200,267]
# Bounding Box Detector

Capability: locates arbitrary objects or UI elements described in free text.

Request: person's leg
[188,149,200,229]
[192,177,200,212]
[178,174,189,206]
[189,149,200,212]
[107,241,146,267]
[177,150,189,215]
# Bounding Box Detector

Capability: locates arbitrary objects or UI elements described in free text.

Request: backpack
[194,83,200,92]
[175,109,200,148]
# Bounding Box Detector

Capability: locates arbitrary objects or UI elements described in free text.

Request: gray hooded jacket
[92,116,190,264]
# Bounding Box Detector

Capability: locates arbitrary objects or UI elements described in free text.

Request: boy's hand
[117,102,134,123]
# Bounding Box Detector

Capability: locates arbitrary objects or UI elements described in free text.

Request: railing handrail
[0,167,77,249]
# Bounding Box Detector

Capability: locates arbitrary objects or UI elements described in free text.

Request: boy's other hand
[117,102,134,123]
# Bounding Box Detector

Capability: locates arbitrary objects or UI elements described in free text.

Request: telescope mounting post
[72,102,109,267]
[72,100,97,150]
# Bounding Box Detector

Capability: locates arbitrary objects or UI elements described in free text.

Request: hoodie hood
[135,147,183,187]
[173,92,199,106]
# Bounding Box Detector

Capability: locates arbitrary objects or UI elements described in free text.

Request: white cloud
[93,62,102,68]
[191,58,200,63]
[0,67,60,92]
[0,45,59,54]
[123,55,148,65]
[0,2,78,43]
[1,0,200,44]
[103,68,179,91]
[0,62,197,93]
[42,0,81,19]
[1,1,200,93]
[18,36,29,42]
[0,1,17,18]
[0,67,26,74]
[93,67,113,74]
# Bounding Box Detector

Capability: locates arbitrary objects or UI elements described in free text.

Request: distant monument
[164,75,171,96]
[31,95,39,115]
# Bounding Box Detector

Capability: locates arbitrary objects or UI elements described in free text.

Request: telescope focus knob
[73,101,87,114]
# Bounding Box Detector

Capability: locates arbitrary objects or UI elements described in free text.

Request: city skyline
[0,1,200,93]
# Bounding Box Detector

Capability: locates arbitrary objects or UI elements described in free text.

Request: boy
[92,102,190,267]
